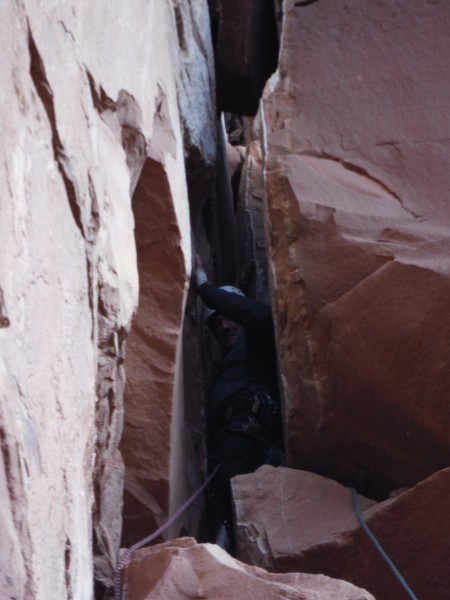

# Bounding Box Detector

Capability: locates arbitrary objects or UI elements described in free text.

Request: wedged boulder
[209,0,279,115]
[122,537,375,600]
[262,0,450,495]
[233,465,450,600]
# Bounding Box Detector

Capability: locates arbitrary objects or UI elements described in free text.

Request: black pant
[213,431,266,523]
[216,430,266,483]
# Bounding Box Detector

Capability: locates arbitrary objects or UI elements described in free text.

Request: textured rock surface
[120,0,217,551]
[209,0,279,116]
[234,465,375,571]
[263,0,450,496]
[234,465,450,599]
[237,138,270,302]
[123,537,375,600]
[0,0,208,596]
[174,0,218,209]
[1,2,136,596]
[4,0,450,598]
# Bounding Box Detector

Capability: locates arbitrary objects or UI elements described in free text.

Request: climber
[195,255,283,543]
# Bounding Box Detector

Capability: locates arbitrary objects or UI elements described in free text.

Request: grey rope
[351,487,419,600]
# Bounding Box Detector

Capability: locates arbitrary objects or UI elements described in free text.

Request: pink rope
[114,463,220,600]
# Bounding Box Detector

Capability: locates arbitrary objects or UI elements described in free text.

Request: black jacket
[198,283,279,431]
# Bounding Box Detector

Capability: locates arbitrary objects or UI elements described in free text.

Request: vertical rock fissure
[0,426,34,597]
[121,155,188,548]
[28,25,84,237]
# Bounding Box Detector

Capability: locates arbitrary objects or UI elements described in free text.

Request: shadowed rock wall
[208,0,279,116]
[120,0,218,553]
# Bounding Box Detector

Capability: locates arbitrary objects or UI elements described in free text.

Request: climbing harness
[216,390,284,469]
[351,487,419,600]
[114,463,220,600]
[220,390,277,444]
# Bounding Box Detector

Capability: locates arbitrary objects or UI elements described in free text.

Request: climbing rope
[114,463,220,600]
[351,487,419,600]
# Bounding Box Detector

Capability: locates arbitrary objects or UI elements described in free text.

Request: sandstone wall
[0,0,208,597]
[4,0,450,598]
[263,0,450,496]
[120,0,217,551]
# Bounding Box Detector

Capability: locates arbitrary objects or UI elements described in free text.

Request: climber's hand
[195,254,208,288]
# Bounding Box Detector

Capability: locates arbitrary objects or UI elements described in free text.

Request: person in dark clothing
[195,257,283,540]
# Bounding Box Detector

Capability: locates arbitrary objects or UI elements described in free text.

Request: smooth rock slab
[123,537,374,600]
[233,465,450,600]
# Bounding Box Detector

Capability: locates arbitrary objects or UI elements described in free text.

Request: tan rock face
[1,2,140,595]
[263,0,450,495]
[1,0,211,596]
[123,537,375,600]
[234,465,450,599]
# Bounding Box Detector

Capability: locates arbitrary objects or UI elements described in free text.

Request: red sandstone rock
[119,0,219,555]
[123,537,375,599]
[262,0,450,496]
[234,465,450,599]
[121,154,191,547]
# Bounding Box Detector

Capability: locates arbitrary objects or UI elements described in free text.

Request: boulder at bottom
[233,465,450,600]
[122,537,374,600]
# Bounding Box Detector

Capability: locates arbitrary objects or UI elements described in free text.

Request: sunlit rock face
[122,537,375,600]
[233,466,450,600]
[263,0,450,497]
[0,0,205,596]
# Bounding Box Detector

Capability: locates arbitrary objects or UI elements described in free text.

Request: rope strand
[351,487,419,600]
[114,464,220,600]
